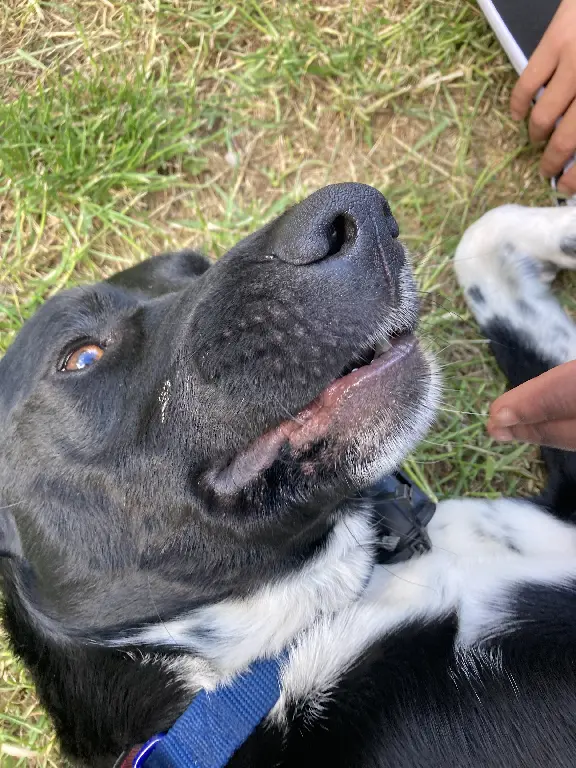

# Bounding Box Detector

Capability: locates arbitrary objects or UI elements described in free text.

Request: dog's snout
[268,182,399,266]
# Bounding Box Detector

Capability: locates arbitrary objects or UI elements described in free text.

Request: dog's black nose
[267,182,399,266]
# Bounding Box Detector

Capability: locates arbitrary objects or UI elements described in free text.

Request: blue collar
[132,654,285,768]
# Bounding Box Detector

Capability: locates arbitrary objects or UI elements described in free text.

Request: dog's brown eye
[62,344,104,372]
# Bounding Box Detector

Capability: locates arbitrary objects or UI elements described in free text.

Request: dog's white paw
[453,205,576,366]
[455,205,576,284]
[429,498,576,561]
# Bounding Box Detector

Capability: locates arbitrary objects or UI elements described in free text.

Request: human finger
[557,162,576,194]
[511,42,558,120]
[541,97,576,177]
[489,417,576,450]
[529,62,576,142]
[488,360,576,431]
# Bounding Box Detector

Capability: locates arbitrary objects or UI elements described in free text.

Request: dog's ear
[0,510,22,559]
[106,249,211,298]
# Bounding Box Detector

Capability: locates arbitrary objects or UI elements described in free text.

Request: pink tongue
[210,421,300,494]
[284,337,414,449]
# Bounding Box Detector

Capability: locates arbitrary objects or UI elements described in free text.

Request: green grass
[0,0,572,763]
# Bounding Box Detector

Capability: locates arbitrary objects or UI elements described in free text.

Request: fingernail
[491,407,519,428]
[491,428,514,442]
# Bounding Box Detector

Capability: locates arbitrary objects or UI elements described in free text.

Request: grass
[0,0,573,763]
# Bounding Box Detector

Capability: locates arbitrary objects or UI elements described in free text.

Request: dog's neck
[113,473,436,680]
[108,504,377,678]
[1,501,382,763]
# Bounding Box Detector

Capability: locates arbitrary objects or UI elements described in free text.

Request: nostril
[326,214,357,257]
[385,206,400,239]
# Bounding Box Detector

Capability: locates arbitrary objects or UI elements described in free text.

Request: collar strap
[361,470,436,564]
[129,654,285,767]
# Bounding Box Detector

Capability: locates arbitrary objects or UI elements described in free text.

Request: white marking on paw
[454,205,576,365]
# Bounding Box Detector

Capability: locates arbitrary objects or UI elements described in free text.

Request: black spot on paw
[517,299,534,316]
[467,286,485,304]
[561,236,576,258]
[504,536,522,555]
[474,526,485,540]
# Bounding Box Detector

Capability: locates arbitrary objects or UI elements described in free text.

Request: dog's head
[0,183,437,636]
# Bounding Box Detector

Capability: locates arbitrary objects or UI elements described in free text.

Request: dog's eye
[61,344,105,372]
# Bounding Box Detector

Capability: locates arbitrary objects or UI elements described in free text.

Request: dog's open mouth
[211,333,424,492]
[286,333,419,450]
[338,338,395,378]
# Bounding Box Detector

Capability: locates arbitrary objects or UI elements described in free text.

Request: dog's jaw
[205,255,439,505]
[350,343,441,488]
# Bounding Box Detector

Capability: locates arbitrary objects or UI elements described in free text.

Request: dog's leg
[455,205,576,379]
[454,204,576,519]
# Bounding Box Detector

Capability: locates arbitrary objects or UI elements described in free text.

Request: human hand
[510,0,576,195]
[488,359,576,450]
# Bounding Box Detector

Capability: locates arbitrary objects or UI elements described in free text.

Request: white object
[476,0,527,74]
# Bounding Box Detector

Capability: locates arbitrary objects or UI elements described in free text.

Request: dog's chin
[311,334,440,491]
[209,336,439,497]
[347,363,439,490]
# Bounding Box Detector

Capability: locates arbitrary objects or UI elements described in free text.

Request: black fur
[236,591,576,767]
[467,285,485,304]
[3,590,187,767]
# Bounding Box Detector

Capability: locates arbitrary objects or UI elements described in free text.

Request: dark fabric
[487,0,561,58]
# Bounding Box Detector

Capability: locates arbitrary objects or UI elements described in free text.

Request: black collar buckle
[361,471,436,565]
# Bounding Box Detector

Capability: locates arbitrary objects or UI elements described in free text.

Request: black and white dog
[2,183,576,767]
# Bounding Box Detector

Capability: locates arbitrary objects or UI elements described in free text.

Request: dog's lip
[208,334,420,494]
[286,334,418,449]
